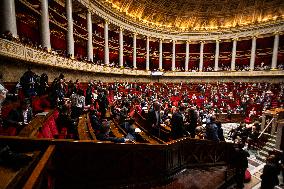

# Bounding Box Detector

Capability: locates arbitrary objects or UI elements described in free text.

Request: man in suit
[147,101,161,137]
[6,99,33,133]
[171,105,188,140]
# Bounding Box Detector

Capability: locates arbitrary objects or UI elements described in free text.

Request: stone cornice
[0,39,284,77]
[77,0,284,41]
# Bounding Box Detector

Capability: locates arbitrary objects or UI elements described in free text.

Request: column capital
[86,8,92,14]
[133,32,137,37]
[251,35,257,39]
[159,38,164,42]
[105,19,110,24]
[186,40,191,44]
[215,39,221,43]
[199,41,205,44]
[232,37,239,41]
[119,27,124,32]
[274,31,280,35]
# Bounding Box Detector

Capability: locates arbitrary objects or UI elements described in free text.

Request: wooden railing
[0,136,236,188]
[133,111,170,143]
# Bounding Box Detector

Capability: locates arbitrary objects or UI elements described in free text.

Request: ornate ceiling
[96,0,284,32]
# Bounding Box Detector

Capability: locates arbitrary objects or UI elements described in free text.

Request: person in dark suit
[20,67,37,98]
[6,99,33,133]
[170,105,188,140]
[98,91,109,119]
[261,155,281,189]
[147,101,161,137]
[233,143,250,189]
[188,108,198,138]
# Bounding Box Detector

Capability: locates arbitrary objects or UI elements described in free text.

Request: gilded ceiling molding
[77,0,284,42]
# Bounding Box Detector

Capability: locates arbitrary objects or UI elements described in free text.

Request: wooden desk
[0,151,41,189]
[18,111,54,138]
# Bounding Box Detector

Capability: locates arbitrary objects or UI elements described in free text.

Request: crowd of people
[1,66,284,142]
[1,68,284,187]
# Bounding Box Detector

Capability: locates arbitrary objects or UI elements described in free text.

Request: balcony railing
[1,38,284,77]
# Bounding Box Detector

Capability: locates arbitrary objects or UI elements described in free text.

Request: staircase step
[269,134,277,139]
[262,146,275,153]
[266,142,275,148]
[259,150,269,157]
[256,154,267,162]
[268,138,276,143]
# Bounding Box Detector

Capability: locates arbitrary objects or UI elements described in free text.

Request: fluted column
[133,33,137,69]
[214,40,220,71]
[146,36,150,70]
[104,21,109,65]
[41,0,51,51]
[250,36,256,71]
[0,0,17,37]
[185,41,190,71]
[271,33,279,70]
[199,41,204,71]
[66,0,74,58]
[159,39,163,70]
[231,39,237,71]
[172,40,176,71]
[87,11,93,62]
[119,27,124,67]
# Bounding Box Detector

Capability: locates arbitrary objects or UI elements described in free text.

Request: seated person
[122,118,137,141]
[89,110,101,133]
[6,99,33,134]
[96,119,128,143]
[56,105,78,139]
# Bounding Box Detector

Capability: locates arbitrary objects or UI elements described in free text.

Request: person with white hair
[0,74,8,118]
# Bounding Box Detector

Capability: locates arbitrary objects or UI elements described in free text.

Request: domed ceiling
[96,0,284,32]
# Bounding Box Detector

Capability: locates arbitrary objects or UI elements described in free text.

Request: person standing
[205,116,219,142]
[260,155,281,189]
[233,143,250,189]
[170,105,188,140]
[147,101,161,137]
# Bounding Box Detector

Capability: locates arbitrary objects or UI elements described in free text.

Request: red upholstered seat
[0,127,17,136]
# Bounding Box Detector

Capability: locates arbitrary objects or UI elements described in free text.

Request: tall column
[271,33,279,70]
[119,27,124,67]
[199,41,204,71]
[133,33,137,69]
[41,0,51,51]
[214,40,220,71]
[159,39,163,70]
[0,0,17,37]
[146,36,150,70]
[231,39,237,71]
[66,0,74,58]
[250,36,256,71]
[104,21,109,65]
[87,11,93,62]
[185,41,189,71]
[172,40,176,71]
